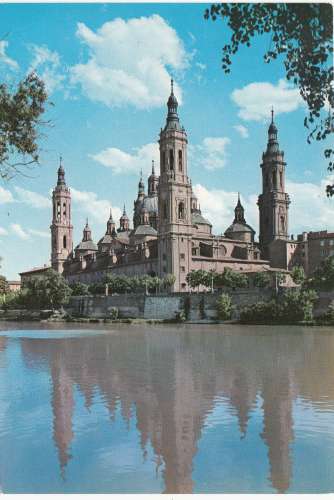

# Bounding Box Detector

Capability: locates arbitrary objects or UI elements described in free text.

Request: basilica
[49,81,303,292]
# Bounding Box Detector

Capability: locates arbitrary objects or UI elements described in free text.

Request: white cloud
[0,227,8,236]
[193,175,334,238]
[70,15,188,109]
[193,184,257,235]
[70,187,122,223]
[231,79,303,121]
[195,62,206,71]
[0,41,18,70]
[28,44,65,94]
[190,137,231,171]
[10,223,30,240]
[287,175,334,235]
[233,124,249,139]
[0,186,14,204]
[91,142,159,175]
[14,186,51,209]
[28,229,50,239]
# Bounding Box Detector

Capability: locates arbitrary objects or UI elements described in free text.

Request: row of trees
[185,268,281,291]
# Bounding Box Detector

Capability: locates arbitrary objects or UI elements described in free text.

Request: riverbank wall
[66,289,274,321]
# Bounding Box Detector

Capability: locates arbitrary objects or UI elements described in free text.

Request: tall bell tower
[158,80,193,292]
[50,158,73,273]
[258,110,290,258]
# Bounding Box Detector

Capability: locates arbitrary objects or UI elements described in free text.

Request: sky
[0,3,333,280]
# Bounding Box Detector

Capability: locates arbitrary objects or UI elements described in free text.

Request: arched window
[178,150,182,171]
[63,202,66,217]
[169,149,174,170]
[280,171,283,189]
[57,202,61,218]
[280,216,285,232]
[178,202,185,219]
[63,235,67,249]
[272,171,277,189]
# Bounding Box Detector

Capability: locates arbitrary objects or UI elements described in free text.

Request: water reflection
[3,325,334,493]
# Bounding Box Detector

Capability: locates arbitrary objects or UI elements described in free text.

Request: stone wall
[67,289,273,321]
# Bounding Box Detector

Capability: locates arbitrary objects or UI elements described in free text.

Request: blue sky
[0,3,333,279]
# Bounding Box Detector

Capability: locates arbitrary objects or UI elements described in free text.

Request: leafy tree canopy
[0,72,49,179]
[205,3,334,195]
[0,275,9,295]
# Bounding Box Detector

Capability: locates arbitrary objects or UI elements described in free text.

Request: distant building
[20,265,50,287]
[7,281,21,292]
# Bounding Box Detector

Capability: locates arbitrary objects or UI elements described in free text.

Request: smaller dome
[134,225,157,237]
[225,222,255,234]
[75,240,98,252]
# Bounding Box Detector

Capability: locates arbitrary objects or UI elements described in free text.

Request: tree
[70,282,90,296]
[291,265,306,285]
[25,269,72,309]
[205,3,334,195]
[311,255,334,291]
[0,72,49,178]
[0,275,9,294]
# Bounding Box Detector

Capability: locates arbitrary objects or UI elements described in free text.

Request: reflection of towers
[261,368,294,493]
[51,355,74,477]
[17,327,334,494]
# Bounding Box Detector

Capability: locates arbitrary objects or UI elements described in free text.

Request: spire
[119,203,129,232]
[152,159,155,175]
[233,193,246,224]
[83,219,92,241]
[266,108,279,154]
[166,77,179,127]
[138,169,145,195]
[57,155,66,187]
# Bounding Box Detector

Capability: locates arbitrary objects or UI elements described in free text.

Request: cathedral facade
[50,81,298,292]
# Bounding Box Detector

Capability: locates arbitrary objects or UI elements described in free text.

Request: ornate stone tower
[51,158,73,273]
[119,205,130,232]
[158,79,193,292]
[133,171,145,229]
[148,160,159,196]
[258,111,290,257]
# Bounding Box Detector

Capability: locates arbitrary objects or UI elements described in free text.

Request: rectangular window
[180,253,185,260]
[178,150,182,171]
[181,266,185,272]
[330,240,334,246]
[169,149,174,170]
[320,240,325,246]
[163,266,167,273]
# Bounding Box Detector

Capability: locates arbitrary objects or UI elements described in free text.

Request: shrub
[253,272,271,288]
[240,289,318,324]
[311,256,334,291]
[70,282,90,296]
[110,307,118,320]
[291,266,306,285]
[216,293,233,320]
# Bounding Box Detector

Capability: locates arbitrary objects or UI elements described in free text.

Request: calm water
[0,322,333,494]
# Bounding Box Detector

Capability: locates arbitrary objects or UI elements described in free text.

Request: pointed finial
[123,203,126,215]
[85,217,88,227]
[238,191,240,202]
[140,168,143,180]
[171,78,174,95]
[152,159,155,174]
[271,106,274,123]
[59,155,63,166]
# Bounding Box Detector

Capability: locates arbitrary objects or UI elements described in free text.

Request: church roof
[134,224,157,237]
[75,240,98,251]
[192,212,212,226]
[225,222,255,234]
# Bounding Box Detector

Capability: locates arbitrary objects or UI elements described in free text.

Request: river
[0,322,333,493]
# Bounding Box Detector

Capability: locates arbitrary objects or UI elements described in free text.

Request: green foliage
[253,272,271,288]
[0,275,9,294]
[70,282,90,296]
[0,73,49,178]
[186,268,249,291]
[88,274,176,296]
[311,256,334,291]
[216,293,233,320]
[110,307,119,320]
[291,266,306,285]
[205,3,333,195]
[240,288,318,323]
